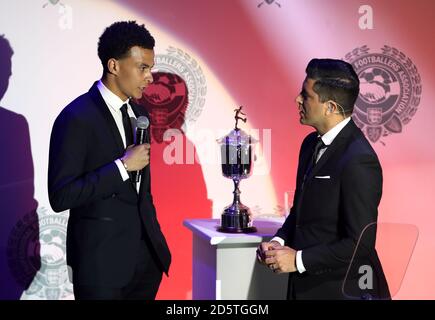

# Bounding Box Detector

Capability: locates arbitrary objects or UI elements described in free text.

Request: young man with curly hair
[48,21,171,300]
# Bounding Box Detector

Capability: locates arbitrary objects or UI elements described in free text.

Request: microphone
[134,116,150,183]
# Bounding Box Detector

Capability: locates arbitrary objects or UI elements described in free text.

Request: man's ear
[326,101,339,115]
[106,58,119,75]
[323,102,333,115]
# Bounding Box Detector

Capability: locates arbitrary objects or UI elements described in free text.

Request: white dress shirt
[271,116,352,273]
[96,80,140,192]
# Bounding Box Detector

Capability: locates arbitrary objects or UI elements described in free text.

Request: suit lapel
[307,138,344,180]
[295,119,356,225]
[306,119,355,181]
[89,82,139,195]
[88,82,125,157]
[298,139,315,188]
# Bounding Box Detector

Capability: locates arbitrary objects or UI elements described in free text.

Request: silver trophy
[217,106,257,233]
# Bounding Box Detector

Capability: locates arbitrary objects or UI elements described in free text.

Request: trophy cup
[217,106,257,233]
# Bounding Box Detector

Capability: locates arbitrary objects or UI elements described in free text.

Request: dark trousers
[73,240,163,300]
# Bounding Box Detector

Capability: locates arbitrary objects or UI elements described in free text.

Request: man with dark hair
[257,58,390,299]
[48,21,171,300]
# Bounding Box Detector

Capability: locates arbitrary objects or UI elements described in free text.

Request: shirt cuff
[270,237,285,246]
[296,250,306,273]
[115,159,130,181]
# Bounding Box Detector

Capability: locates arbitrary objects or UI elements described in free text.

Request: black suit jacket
[48,82,171,288]
[275,119,390,299]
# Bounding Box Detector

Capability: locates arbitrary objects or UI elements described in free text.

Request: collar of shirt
[96,80,130,112]
[319,116,352,146]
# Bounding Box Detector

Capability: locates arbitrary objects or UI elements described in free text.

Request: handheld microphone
[135,116,150,183]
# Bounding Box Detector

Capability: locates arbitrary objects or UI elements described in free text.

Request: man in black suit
[257,59,390,300]
[48,21,171,300]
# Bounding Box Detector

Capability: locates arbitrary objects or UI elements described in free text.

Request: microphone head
[136,116,150,130]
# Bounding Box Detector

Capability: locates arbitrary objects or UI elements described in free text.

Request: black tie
[120,104,134,148]
[303,137,325,187]
[312,137,325,167]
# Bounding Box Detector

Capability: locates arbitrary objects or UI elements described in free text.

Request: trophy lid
[217,128,258,146]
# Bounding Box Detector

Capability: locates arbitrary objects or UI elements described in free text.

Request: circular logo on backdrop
[137,46,206,143]
[8,207,73,300]
[345,45,422,143]
[139,72,189,143]
[7,210,41,288]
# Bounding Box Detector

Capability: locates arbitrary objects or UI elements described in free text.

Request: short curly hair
[98,20,155,74]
